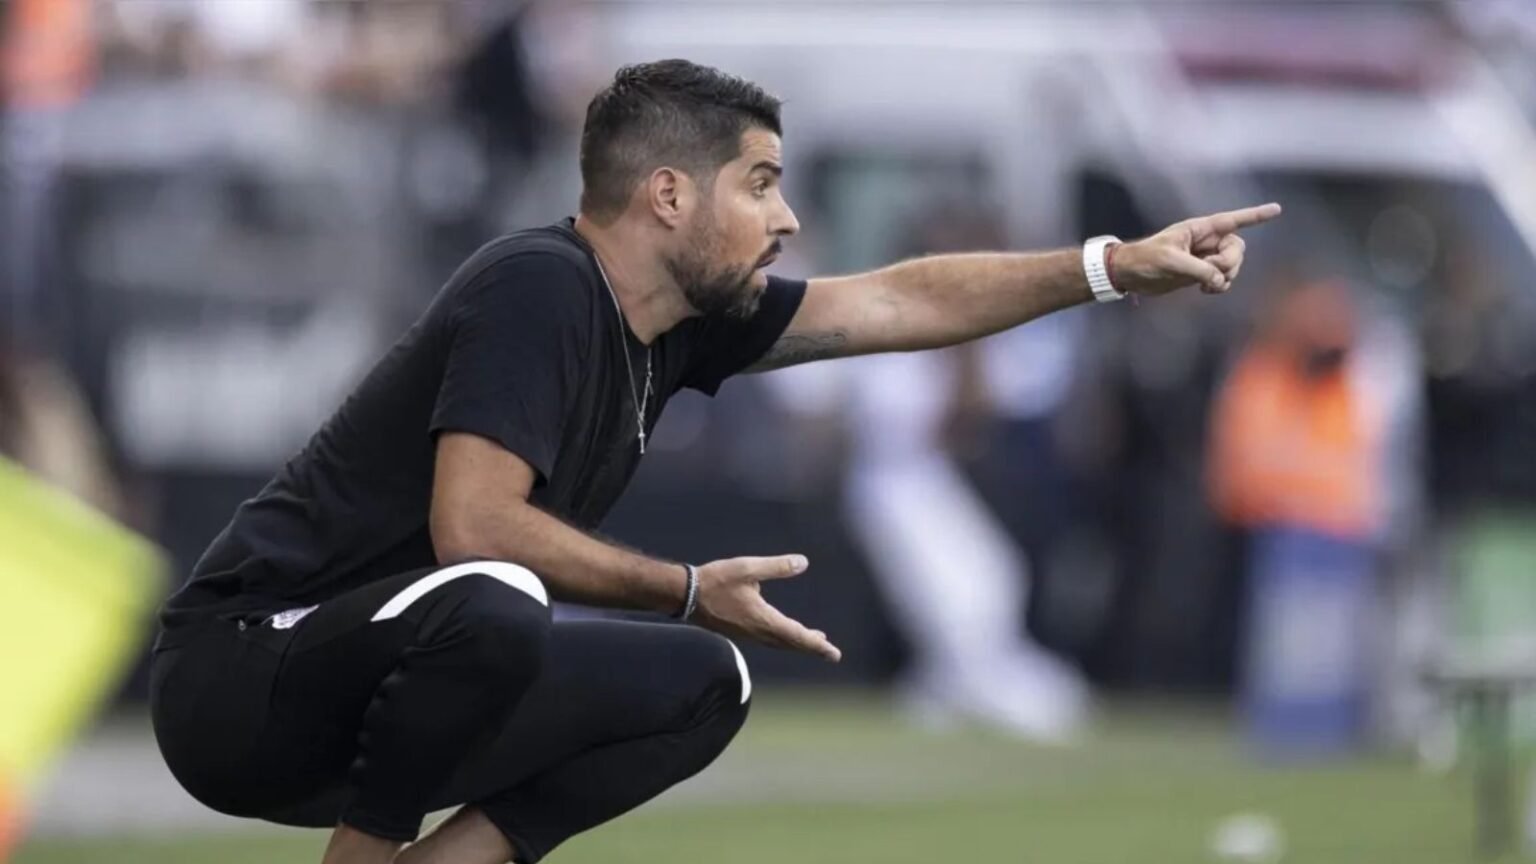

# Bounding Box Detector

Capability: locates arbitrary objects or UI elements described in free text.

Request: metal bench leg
[1472,687,1514,859]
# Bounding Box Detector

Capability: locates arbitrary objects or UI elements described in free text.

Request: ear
[646,166,694,229]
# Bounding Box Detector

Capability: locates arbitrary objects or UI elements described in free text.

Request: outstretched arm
[748,202,1282,372]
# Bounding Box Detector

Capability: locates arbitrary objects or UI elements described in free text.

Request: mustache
[756,242,783,267]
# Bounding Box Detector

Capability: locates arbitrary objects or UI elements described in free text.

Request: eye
[751,182,769,198]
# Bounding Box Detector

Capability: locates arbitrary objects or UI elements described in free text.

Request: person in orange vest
[2,0,93,110]
[1209,277,1384,756]
[1211,278,1378,538]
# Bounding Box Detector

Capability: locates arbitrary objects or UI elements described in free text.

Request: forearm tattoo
[747,330,850,373]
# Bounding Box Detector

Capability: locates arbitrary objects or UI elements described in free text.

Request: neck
[573,214,695,345]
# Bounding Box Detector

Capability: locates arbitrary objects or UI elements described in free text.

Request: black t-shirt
[159,219,805,633]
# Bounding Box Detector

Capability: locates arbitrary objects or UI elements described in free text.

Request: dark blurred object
[400,5,555,279]
[455,6,544,164]
[909,203,1007,459]
[1061,171,1245,691]
[1423,244,1536,514]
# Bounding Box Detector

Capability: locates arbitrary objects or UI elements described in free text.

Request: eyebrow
[750,161,783,178]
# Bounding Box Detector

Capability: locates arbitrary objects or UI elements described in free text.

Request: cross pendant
[638,428,647,455]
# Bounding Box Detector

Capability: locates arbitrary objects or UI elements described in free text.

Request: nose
[773,198,801,238]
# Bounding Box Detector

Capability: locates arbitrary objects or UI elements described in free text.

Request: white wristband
[1083,235,1126,303]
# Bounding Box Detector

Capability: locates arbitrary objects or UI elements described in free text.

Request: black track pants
[149,562,752,863]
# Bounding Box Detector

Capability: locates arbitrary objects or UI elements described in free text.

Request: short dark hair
[579,59,783,221]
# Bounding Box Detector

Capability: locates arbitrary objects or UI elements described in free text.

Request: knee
[666,631,752,768]
[678,629,754,726]
[423,562,552,681]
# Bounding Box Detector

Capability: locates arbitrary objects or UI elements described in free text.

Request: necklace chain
[593,257,653,454]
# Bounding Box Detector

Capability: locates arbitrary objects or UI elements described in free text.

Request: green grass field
[14,693,1513,864]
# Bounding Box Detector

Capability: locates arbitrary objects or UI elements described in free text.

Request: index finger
[765,607,842,662]
[1198,202,1283,236]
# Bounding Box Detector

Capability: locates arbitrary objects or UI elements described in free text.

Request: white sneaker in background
[896,648,1091,744]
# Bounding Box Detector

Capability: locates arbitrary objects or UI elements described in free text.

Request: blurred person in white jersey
[837,208,1089,740]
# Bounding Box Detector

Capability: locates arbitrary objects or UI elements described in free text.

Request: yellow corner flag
[0,456,164,856]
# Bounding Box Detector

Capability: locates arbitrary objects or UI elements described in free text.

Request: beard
[665,211,764,320]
